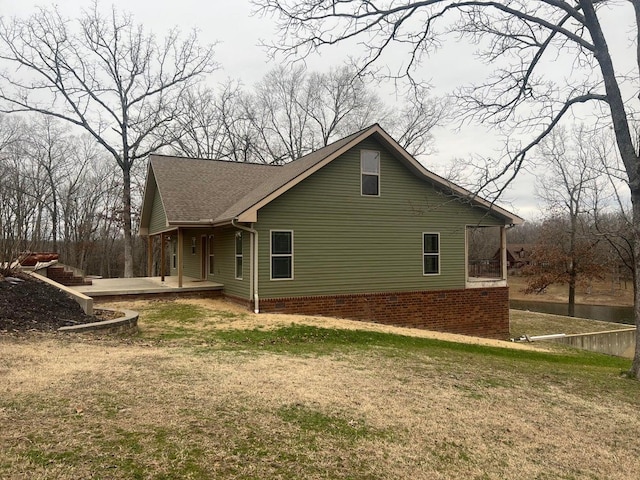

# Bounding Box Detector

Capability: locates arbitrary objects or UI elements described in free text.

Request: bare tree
[255,0,640,377]
[22,117,80,253]
[170,80,262,162]
[249,65,315,163]
[172,66,444,163]
[530,127,605,316]
[0,2,217,277]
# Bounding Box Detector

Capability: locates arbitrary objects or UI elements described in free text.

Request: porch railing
[468,259,502,279]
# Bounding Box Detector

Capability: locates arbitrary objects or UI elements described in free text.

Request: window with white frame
[271,230,293,280]
[361,150,380,196]
[423,233,440,275]
[172,240,177,269]
[191,236,197,255]
[235,231,243,280]
[208,235,215,275]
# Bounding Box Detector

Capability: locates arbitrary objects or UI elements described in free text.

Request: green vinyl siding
[256,137,502,298]
[181,229,204,279]
[168,227,249,299]
[213,226,250,299]
[148,185,168,235]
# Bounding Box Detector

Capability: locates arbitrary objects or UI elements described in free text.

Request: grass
[510,309,632,338]
[1,298,640,479]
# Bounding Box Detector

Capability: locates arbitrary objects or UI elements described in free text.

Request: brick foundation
[256,287,510,340]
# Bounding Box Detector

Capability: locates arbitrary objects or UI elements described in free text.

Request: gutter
[231,219,259,314]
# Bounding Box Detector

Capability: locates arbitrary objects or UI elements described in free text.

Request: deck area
[73,276,224,297]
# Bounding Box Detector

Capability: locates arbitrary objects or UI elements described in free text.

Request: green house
[139,124,523,339]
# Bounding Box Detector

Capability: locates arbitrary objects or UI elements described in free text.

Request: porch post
[147,235,153,277]
[177,227,183,288]
[160,232,165,282]
[501,226,508,280]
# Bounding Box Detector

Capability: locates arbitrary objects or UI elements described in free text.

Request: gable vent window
[423,233,440,275]
[361,150,380,196]
[271,230,293,280]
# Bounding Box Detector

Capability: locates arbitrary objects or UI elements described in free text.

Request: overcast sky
[2,0,636,221]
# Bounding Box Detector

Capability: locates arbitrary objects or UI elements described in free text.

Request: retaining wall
[28,271,93,315]
[545,328,636,359]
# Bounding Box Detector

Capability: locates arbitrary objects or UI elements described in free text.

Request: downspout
[232,219,259,313]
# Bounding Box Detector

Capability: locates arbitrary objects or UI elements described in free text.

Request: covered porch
[466,225,508,288]
[73,275,223,298]
[145,227,215,289]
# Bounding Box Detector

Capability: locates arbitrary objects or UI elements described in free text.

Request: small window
[172,240,177,269]
[235,231,243,280]
[271,230,293,280]
[423,233,440,275]
[191,237,197,255]
[208,235,215,275]
[361,150,380,196]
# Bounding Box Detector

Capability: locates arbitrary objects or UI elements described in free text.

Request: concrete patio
[73,276,224,297]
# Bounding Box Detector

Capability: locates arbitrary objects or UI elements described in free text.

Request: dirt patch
[0,273,99,332]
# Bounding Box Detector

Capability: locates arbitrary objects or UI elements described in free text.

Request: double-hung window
[423,233,440,275]
[361,150,380,196]
[235,231,243,280]
[271,230,293,280]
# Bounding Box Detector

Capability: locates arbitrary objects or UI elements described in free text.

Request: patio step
[47,266,93,287]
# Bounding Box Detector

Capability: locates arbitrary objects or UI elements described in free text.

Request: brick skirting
[255,287,510,340]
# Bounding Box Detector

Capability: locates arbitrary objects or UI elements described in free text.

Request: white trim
[207,234,215,276]
[464,224,508,287]
[270,230,294,281]
[422,232,440,276]
[232,220,259,313]
[235,230,243,280]
[360,149,380,197]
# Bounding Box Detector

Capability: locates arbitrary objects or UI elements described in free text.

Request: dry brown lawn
[1,298,639,479]
[509,275,634,307]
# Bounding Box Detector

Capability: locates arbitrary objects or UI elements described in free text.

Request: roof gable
[140,124,523,232]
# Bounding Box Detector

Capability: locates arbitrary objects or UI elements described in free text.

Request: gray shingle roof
[148,156,279,224]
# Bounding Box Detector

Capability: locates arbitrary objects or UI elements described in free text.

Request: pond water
[510,300,634,325]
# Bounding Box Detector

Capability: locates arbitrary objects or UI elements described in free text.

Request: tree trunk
[568,210,577,318]
[631,190,640,378]
[568,275,576,317]
[122,166,134,278]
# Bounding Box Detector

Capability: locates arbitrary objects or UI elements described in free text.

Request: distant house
[504,244,533,270]
[139,124,523,339]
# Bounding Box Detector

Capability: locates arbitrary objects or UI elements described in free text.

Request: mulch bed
[0,273,103,333]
